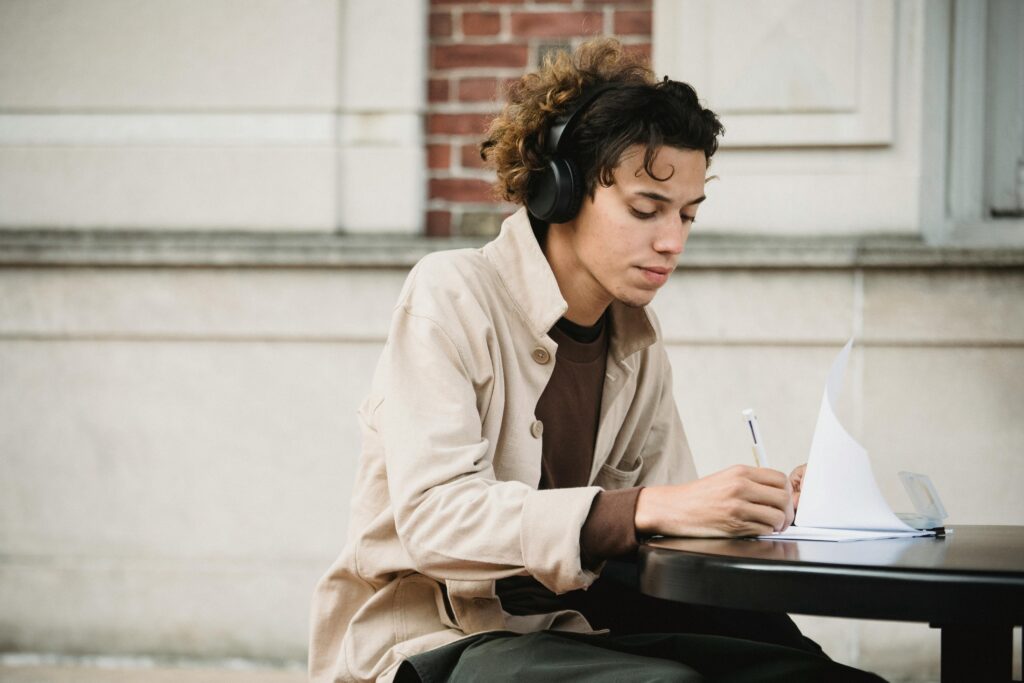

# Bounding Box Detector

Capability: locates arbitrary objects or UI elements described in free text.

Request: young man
[309,39,885,682]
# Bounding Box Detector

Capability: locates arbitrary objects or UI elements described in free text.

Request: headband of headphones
[544,83,618,155]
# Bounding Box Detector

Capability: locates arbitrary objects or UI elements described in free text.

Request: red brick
[622,42,651,63]
[426,210,451,237]
[583,0,650,5]
[614,10,651,35]
[457,77,500,102]
[432,44,528,69]
[428,144,451,169]
[433,0,526,4]
[428,78,450,103]
[429,12,452,36]
[462,11,501,36]
[510,11,603,37]
[460,143,486,169]
[499,77,518,95]
[427,113,493,135]
[430,178,494,203]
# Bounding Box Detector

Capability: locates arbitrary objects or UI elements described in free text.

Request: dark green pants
[397,562,887,682]
[437,630,882,682]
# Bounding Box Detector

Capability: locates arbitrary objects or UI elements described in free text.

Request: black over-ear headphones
[526,84,616,224]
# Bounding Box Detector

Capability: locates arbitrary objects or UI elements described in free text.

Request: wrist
[634,486,659,535]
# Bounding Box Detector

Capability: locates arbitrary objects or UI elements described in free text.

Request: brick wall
[426,0,653,237]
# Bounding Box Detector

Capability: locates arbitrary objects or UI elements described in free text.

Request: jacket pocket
[594,456,644,489]
[445,579,506,634]
[393,574,455,642]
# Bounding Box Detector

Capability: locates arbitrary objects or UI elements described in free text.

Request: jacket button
[531,347,550,364]
[530,420,544,438]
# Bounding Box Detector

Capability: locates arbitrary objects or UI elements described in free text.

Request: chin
[615,290,658,309]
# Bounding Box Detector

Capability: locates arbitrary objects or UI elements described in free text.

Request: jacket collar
[481,207,659,362]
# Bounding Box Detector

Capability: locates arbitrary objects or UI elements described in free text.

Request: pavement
[0,657,306,683]
[0,666,306,682]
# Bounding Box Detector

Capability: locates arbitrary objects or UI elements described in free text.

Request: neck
[543,221,611,326]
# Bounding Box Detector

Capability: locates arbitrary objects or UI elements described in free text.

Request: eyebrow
[635,191,707,207]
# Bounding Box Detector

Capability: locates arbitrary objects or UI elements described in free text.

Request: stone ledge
[1,230,1023,269]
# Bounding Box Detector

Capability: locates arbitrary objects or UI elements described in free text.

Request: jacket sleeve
[378,305,601,595]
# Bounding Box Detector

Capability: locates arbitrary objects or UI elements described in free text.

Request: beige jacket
[309,208,698,682]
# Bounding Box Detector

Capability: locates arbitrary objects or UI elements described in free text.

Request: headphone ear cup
[561,158,584,223]
[526,157,583,224]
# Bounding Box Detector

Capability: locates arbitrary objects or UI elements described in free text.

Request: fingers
[735,473,791,510]
[740,464,790,489]
[789,463,807,515]
[732,501,789,535]
[790,464,807,491]
[720,465,793,533]
[782,494,795,531]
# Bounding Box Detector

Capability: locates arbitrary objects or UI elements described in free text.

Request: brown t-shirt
[496,313,642,614]
[538,315,643,562]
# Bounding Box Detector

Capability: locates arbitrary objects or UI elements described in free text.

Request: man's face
[562,144,707,314]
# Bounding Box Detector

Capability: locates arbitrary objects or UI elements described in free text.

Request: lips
[638,265,673,285]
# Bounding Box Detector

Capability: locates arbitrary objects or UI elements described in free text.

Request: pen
[742,408,770,468]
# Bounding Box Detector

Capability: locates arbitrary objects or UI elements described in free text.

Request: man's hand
[790,464,807,512]
[634,465,795,538]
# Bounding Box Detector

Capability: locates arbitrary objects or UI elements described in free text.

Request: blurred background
[1,1,1022,681]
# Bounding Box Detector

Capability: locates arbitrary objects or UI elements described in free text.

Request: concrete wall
[2,259,1022,680]
[1,266,407,661]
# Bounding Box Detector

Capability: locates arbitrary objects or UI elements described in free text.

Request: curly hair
[480,37,724,205]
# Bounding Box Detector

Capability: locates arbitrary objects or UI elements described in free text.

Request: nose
[652,216,689,256]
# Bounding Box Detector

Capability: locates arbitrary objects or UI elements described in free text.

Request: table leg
[938,624,1012,683]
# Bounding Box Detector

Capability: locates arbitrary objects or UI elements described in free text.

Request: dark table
[639,525,1024,683]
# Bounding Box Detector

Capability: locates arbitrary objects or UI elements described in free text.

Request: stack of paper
[759,340,932,542]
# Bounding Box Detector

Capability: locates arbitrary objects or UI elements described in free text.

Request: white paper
[757,339,931,542]
[766,527,927,542]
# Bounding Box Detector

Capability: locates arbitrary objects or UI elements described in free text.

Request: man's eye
[630,207,656,219]
[681,213,696,224]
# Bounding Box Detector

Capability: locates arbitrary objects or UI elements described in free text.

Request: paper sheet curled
[792,339,919,534]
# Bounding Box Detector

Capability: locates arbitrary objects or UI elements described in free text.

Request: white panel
[0,560,317,658]
[339,0,426,111]
[0,146,336,230]
[695,157,921,234]
[0,114,335,146]
[862,347,1024,524]
[0,0,337,109]
[338,145,425,233]
[0,341,372,561]
[337,113,421,146]
[710,2,858,113]
[655,0,895,146]
[335,0,426,231]
[652,271,855,344]
[862,271,1024,344]
[0,269,407,339]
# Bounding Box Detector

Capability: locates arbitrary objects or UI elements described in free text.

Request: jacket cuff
[521,486,602,594]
